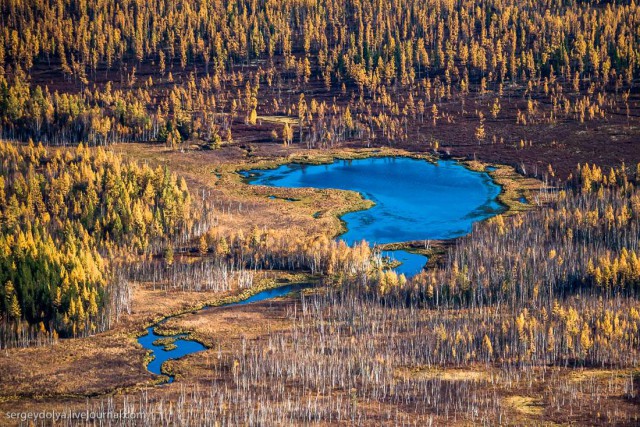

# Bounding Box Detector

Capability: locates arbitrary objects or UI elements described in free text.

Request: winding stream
[138,283,312,383]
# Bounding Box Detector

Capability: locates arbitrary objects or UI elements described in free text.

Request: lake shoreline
[238,150,543,268]
[139,281,318,384]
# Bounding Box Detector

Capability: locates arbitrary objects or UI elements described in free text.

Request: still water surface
[247,157,504,276]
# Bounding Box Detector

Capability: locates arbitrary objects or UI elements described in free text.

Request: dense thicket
[131,225,374,292]
[0,140,193,346]
[2,0,638,83]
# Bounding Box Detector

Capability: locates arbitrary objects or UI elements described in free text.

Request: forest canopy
[0,0,638,156]
[0,140,193,346]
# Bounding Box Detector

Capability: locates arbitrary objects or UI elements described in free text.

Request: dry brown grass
[257,115,299,126]
[115,143,542,271]
[2,144,608,426]
[0,333,151,400]
[159,300,293,348]
[0,270,305,403]
[1,289,638,426]
[114,143,382,240]
[504,395,544,416]
[394,366,492,382]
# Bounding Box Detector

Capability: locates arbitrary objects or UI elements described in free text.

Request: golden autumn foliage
[0,140,194,346]
[0,0,637,147]
[349,163,640,367]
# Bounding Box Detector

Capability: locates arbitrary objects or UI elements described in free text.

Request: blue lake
[246,157,504,276]
[381,250,430,277]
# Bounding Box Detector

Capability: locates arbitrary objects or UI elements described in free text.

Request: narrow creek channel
[138,283,313,383]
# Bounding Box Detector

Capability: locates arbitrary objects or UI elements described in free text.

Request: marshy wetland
[138,283,314,382]
[2,0,640,421]
[139,156,505,381]
[0,144,638,426]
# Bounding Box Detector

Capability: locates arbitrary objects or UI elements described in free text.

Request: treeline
[2,0,637,86]
[134,226,373,292]
[0,70,236,146]
[0,140,194,347]
[0,0,637,147]
[0,69,370,147]
[404,163,640,307]
[200,226,373,276]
